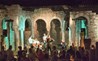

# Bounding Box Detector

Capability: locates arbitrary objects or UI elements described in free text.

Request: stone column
[69,17,76,46]
[61,20,65,42]
[31,17,34,38]
[31,20,34,38]
[33,21,38,38]
[46,21,50,36]
[13,25,20,50]
[20,30,24,49]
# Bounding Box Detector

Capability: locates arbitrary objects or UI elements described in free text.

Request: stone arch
[36,19,47,42]
[75,16,88,37]
[1,17,15,50]
[50,19,61,44]
[74,13,89,24]
[25,18,32,31]
[50,17,62,26]
[24,18,32,46]
[75,16,88,47]
[76,16,88,23]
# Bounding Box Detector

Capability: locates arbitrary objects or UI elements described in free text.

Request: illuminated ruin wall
[0,5,66,50]
[0,5,98,50]
[70,11,98,47]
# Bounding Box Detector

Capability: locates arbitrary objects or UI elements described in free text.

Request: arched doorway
[75,16,88,46]
[50,19,61,44]
[24,19,32,46]
[2,17,15,50]
[36,19,47,42]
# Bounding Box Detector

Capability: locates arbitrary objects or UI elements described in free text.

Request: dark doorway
[50,19,61,44]
[36,19,47,42]
[24,19,32,46]
[75,16,88,46]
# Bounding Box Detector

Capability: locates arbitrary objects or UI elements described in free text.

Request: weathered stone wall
[70,11,98,46]
[32,8,65,38]
[0,4,98,50]
[0,5,66,49]
[0,9,7,50]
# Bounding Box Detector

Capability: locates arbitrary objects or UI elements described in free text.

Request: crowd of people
[0,43,96,61]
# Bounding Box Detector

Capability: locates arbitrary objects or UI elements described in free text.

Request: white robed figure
[43,33,48,43]
[43,33,48,48]
[28,36,40,48]
[28,36,33,44]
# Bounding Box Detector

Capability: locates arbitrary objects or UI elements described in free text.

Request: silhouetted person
[59,47,66,61]
[90,45,95,61]
[28,48,34,61]
[18,46,23,61]
[80,47,85,61]
[46,38,51,52]
[51,46,58,61]
[76,50,81,61]
[85,50,89,61]
[23,46,27,54]
[1,46,7,61]
[43,51,50,61]
[28,47,38,61]
[20,51,30,61]
[7,45,14,61]
[65,53,70,61]
[37,49,44,61]
[67,46,75,58]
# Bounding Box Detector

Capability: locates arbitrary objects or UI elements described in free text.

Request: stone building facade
[0,5,98,50]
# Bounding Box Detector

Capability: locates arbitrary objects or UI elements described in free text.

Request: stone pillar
[13,25,20,50]
[68,27,72,46]
[61,20,65,42]
[32,22,34,38]
[46,21,50,36]
[31,18,34,38]
[19,30,24,49]
[69,17,76,46]
[34,21,38,38]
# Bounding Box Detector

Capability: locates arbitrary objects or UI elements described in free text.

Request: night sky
[0,0,97,7]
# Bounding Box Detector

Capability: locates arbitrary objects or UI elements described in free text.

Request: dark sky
[0,0,97,7]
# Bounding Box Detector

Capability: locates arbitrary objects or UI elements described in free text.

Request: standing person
[43,33,47,48]
[23,46,27,54]
[46,38,51,53]
[43,33,47,43]
[51,46,58,61]
[43,50,50,61]
[90,45,95,61]
[1,46,7,61]
[37,49,44,61]
[28,47,38,61]
[18,46,23,61]
[28,48,34,61]
[59,47,66,61]
[6,45,14,61]
[20,51,30,61]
